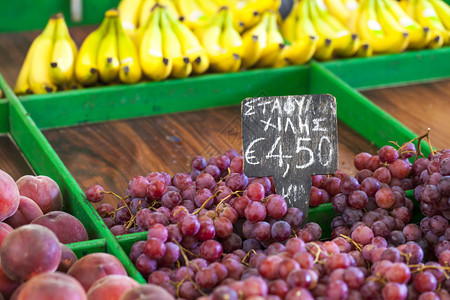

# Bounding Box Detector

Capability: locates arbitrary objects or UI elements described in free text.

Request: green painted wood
[0,99,8,134]
[309,61,432,157]
[67,238,107,259]
[0,0,120,33]
[20,66,310,130]
[322,47,450,90]
[1,73,143,282]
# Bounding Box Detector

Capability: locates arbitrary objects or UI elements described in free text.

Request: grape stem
[192,190,222,215]
[214,190,243,214]
[339,234,363,252]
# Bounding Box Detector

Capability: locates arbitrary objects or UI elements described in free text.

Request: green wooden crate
[0,46,447,283]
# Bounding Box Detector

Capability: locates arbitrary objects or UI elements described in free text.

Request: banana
[311,0,359,56]
[195,0,220,16]
[415,0,449,44]
[428,0,450,31]
[324,0,354,25]
[277,35,318,66]
[173,0,208,29]
[139,0,179,29]
[118,0,143,31]
[139,6,172,81]
[357,0,408,53]
[28,15,58,94]
[256,12,285,68]
[161,9,193,78]
[355,41,373,57]
[233,0,280,31]
[241,12,270,69]
[75,14,110,85]
[49,14,77,86]
[314,38,335,61]
[14,34,42,94]
[281,0,299,43]
[219,9,244,59]
[97,10,121,83]
[166,8,210,74]
[197,8,241,73]
[428,30,444,48]
[294,0,319,41]
[375,0,410,53]
[117,12,142,83]
[382,0,431,49]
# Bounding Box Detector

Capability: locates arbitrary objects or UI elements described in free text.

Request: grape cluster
[85,136,450,299]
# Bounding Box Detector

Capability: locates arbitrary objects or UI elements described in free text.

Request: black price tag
[241,94,338,220]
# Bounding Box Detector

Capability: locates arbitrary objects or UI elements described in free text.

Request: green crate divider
[67,238,107,258]
[0,73,143,282]
[19,65,310,130]
[0,0,120,33]
[322,47,450,91]
[0,99,8,134]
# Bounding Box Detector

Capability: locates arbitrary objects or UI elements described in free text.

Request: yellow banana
[314,38,335,61]
[117,13,142,84]
[139,6,172,81]
[75,14,110,85]
[241,12,270,69]
[166,8,210,74]
[97,10,121,83]
[161,9,192,78]
[219,8,244,67]
[14,33,42,94]
[295,0,319,41]
[415,0,449,44]
[355,41,373,57]
[375,0,410,53]
[281,1,299,43]
[173,0,208,29]
[428,0,450,31]
[357,0,408,53]
[28,15,58,94]
[195,0,220,16]
[118,0,143,31]
[233,0,280,31]
[139,0,179,29]
[256,12,285,68]
[49,14,77,86]
[428,30,444,48]
[277,35,317,66]
[324,0,353,25]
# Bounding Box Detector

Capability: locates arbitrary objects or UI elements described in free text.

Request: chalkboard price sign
[241,94,338,220]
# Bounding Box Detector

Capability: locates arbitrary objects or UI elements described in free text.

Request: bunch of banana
[194,8,243,73]
[281,0,361,62]
[239,11,285,69]
[75,9,142,86]
[138,5,208,80]
[399,0,450,48]
[15,14,78,95]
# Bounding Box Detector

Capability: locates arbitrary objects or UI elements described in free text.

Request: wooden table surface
[0,28,448,195]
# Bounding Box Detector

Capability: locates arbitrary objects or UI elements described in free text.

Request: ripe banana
[355,41,373,57]
[139,0,179,30]
[118,0,143,31]
[117,12,142,84]
[15,31,43,94]
[294,0,319,41]
[314,38,335,61]
[281,1,299,43]
[256,11,285,68]
[28,15,58,94]
[166,8,210,75]
[139,6,172,81]
[382,0,431,49]
[428,31,444,48]
[357,0,408,53]
[75,13,110,85]
[324,0,358,25]
[173,0,207,29]
[428,0,450,31]
[241,12,270,69]
[375,0,410,53]
[161,9,192,78]
[97,10,121,83]
[233,0,280,31]
[415,0,449,45]
[277,35,318,66]
[49,14,77,86]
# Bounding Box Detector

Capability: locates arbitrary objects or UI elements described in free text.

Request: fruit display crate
[0,45,445,283]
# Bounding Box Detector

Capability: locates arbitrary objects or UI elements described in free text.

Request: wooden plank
[43,105,378,202]
[362,80,450,151]
[0,135,34,180]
